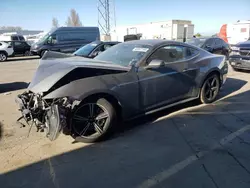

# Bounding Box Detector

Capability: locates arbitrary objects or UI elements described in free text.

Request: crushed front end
[15,91,71,141]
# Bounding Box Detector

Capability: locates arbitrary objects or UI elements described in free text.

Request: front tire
[71,98,117,143]
[200,74,220,104]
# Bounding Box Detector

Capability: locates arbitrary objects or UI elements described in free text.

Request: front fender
[43,76,119,100]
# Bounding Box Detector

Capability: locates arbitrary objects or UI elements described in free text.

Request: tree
[52,17,59,28]
[195,33,202,37]
[65,9,82,27]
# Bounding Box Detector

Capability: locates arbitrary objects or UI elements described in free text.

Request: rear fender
[196,55,226,88]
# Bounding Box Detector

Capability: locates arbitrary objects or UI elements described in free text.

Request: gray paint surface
[28,40,227,120]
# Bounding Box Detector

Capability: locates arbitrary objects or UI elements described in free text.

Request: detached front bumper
[15,91,68,141]
[229,56,250,70]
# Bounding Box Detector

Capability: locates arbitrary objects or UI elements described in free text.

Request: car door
[137,44,196,110]
[13,41,25,55]
[203,38,215,53]
[47,34,62,52]
[214,38,223,55]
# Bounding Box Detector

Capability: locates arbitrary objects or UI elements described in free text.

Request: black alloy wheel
[71,98,116,143]
[200,74,220,104]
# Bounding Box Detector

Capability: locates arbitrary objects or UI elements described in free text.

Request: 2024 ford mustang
[16,40,228,143]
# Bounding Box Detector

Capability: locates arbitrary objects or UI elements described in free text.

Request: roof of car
[124,39,191,47]
[102,41,120,44]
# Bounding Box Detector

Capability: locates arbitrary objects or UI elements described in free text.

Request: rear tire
[39,50,47,58]
[0,52,7,62]
[71,98,117,143]
[200,73,220,104]
[231,66,239,72]
[24,50,31,56]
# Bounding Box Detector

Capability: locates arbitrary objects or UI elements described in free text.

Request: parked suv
[5,41,31,56]
[0,41,14,62]
[0,34,25,42]
[30,27,100,58]
[229,40,250,71]
[186,37,231,58]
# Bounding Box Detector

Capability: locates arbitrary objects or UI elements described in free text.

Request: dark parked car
[30,27,100,58]
[16,40,228,143]
[73,41,120,58]
[8,41,31,56]
[229,40,250,71]
[186,37,231,58]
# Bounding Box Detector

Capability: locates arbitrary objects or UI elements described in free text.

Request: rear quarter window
[186,47,199,59]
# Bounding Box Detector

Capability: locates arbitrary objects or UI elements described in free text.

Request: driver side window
[147,45,186,64]
[47,34,57,44]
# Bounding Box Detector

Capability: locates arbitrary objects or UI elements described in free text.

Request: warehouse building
[110,19,194,42]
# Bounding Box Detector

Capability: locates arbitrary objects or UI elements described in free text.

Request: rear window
[18,36,25,41]
[11,36,18,40]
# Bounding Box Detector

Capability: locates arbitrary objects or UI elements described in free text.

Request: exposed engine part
[15,91,71,140]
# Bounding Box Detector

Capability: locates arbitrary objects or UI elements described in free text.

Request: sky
[0,0,249,35]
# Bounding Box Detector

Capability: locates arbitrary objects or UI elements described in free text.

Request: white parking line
[138,124,250,188]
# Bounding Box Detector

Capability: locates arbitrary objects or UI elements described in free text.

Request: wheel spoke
[211,87,217,91]
[73,115,88,122]
[209,90,213,99]
[94,123,103,134]
[96,112,109,121]
[206,81,211,88]
[80,122,91,136]
[89,103,94,117]
[211,77,216,87]
[205,88,210,96]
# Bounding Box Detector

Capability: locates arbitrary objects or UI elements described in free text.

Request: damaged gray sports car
[16,40,228,143]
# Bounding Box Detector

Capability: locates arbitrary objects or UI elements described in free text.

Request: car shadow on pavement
[0,82,29,93]
[0,77,249,188]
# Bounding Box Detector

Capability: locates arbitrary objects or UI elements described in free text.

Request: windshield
[94,43,151,66]
[36,32,50,44]
[73,41,100,56]
[36,28,56,44]
[186,38,207,47]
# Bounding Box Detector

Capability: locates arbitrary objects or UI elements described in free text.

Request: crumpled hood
[28,51,129,93]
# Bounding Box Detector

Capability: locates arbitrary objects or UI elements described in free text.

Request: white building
[110,20,194,42]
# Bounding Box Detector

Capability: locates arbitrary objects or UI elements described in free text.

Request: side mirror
[145,59,165,69]
[90,51,100,57]
[205,45,213,51]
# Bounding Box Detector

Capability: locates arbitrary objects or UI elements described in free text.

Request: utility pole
[98,0,116,36]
